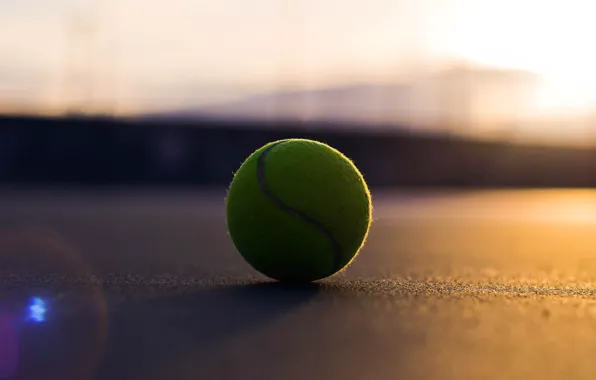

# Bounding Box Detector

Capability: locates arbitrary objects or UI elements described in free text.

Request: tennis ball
[225,138,372,282]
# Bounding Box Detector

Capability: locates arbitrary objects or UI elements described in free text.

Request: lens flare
[27,297,47,323]
[0,227,108,380]
[0,314,19,379]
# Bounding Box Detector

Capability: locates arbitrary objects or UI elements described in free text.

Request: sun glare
[445,0,596,115]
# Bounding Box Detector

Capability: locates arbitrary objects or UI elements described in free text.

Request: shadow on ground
[94,282,321,379]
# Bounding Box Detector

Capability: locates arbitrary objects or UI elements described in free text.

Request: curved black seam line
[257,141,342,273]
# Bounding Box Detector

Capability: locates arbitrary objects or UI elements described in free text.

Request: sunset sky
[2,0,596,141]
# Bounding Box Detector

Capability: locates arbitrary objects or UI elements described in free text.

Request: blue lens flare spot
[27,297,47,323]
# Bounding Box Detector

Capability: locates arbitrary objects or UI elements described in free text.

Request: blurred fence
[1,115,596,188]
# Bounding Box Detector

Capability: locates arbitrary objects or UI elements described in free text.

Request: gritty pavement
[1,188,596,380]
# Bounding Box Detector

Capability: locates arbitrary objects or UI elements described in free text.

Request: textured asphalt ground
[2,189,596,380]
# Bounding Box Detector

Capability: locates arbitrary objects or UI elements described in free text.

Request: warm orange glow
[444,0,596,116]
[3,0,596,145]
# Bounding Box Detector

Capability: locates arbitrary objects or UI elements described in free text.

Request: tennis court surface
[1,189,596,380]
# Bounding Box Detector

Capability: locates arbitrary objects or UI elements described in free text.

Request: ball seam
[256,141,342,275]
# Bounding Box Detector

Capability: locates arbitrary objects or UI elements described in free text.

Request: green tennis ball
[225,138,372,282]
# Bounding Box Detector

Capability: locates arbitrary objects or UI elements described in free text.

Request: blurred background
[4,4,596,378]
[2,0,596,188]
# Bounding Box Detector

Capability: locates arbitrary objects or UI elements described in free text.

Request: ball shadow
[95,281,321,379]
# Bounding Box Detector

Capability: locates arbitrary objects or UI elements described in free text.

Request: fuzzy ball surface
[226,139,372,282]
